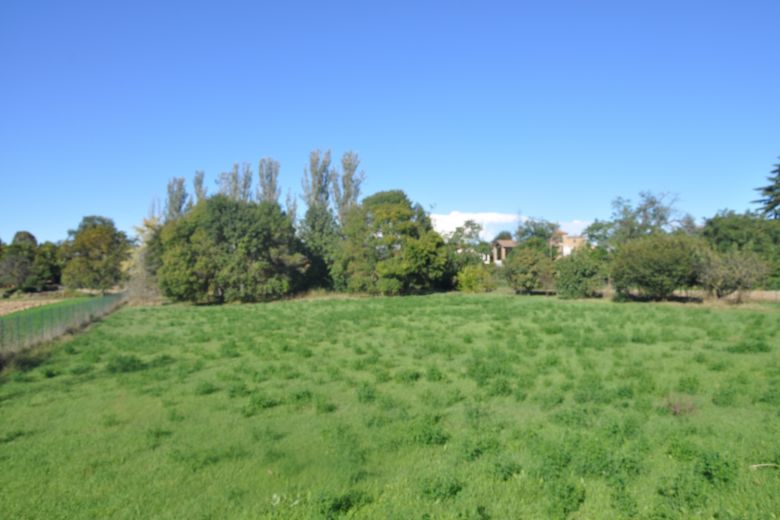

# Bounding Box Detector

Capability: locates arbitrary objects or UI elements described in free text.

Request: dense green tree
[611,234,701,300]
[157,196,306,303]
[31,242,62,290]
[332,190,450,295]
[0,231,38,291]
[61,217,132,293]
[504,246,554,294]
[753,159,780,219]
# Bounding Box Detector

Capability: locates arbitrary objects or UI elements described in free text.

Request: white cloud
[430,211,592,241]
[430,211,522,241]
[558,220,591,236]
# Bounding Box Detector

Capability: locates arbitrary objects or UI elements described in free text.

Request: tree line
[1,155,778,303]
[139,150,458,303]
[490,166,780,301]
[0,217,131,295]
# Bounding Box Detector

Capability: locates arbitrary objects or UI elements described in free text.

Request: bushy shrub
[504,247,554,294]
[611,234,701,300]
[554,248,606,298]
[455,264,496,293]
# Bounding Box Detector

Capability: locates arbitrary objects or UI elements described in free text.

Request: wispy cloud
[430,211,591,240]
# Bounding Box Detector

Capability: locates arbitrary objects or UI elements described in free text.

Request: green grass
[1,293,779,518]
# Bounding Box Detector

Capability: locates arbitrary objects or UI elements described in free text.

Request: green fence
[0,293,127,354]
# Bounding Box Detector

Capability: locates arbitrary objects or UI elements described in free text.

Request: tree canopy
[754,159,780,219]
[61,217,131,292]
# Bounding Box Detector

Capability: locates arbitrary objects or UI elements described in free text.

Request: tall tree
[61,216,132,293]
[193,170,207,204]
[332,151,365,225]
[257,157,281,204]
[754,159,780,219]
[300,150,339,288]
[332,190,450,294]
[218,163,253,202]
[301,149,332,208]
[165,177,188,222]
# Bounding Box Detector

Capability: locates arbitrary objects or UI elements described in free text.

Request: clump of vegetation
[504,247,554,294]
[456,264,496,293]
[105,354,146,373]
[421,473,463,500]
[554,248,606,298]
[611,234,701,300]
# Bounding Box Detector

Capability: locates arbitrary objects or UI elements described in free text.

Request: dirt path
[0,300,59,317]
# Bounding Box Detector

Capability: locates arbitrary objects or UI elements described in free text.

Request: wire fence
[0,293,128,355]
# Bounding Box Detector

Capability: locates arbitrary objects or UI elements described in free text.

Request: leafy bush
[611,234,701,300]
[455,264,496,293]
[504,247,554,294]
[554,248,606,298]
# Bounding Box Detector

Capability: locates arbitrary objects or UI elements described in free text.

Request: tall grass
[0,294,778,518]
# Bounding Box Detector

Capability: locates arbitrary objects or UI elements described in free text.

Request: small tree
[699,250,769,301]
[611,234,700,300]
[504,247,554,294]
[554,248,606,299]
[61,217,132,293]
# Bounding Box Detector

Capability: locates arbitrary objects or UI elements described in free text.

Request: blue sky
[1,0,778,243]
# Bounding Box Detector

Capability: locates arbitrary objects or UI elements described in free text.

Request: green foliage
[701,210,780,288]
[299,203,339,289]
[515,218,560,257]
[586,191,680,248]
[0,234,61,292]
[332,190,450,295]
[753,158,780,219]
[504,246,554,294]
[61,216,132,292]
[611,234,701,300]
[699,249,770,299]
[455,264,496,293]
[554,248,606,298]
[157,196,306,303]
[0,231,58,292]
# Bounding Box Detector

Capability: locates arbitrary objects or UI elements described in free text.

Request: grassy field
[1,294,779,519]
